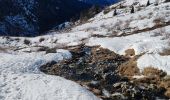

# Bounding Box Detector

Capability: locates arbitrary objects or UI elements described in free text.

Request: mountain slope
[79,0,119,5]
[1,0,170,100]
[0,0,120,36]
[0,0,90,36]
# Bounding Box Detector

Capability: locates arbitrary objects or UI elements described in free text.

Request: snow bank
[86,26,170,55]
[137,54,170,74]
[0,31,90,48]
[0,51,100,100]
[0,73,99,100]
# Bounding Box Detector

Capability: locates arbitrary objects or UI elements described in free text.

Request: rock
[88,81,100,88]
[111,92,126,100]
[92,89,102,95]
[102,89,111,97]
[40,46,169,99]
[46,48,57,54]
[165,88,170,98]
[113,83,122,88]
[163,75,170,81]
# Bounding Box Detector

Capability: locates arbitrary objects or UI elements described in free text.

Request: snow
[133,75,145,79]
[0,31,90,49]
[1,0,170,99]
[0,51,100,100]
[137,54,170,74]
[87,26,170,55]
[124,0,165,6]
[0,74,99,100]
[73,1,170,37]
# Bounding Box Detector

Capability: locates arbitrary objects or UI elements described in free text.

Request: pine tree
[165,0,170,2]
[113,9,117,16]
[131,6,134,13]
[147,0,150,6]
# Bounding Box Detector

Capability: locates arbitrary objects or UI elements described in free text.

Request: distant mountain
[79,0,119,5]
[0,0,119,36]
[0,0,90,36]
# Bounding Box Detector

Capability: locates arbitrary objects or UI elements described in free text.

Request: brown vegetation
[125,49,135,56]
[119,57,140,76]
[160,49,170,56]
[143,67,166,77]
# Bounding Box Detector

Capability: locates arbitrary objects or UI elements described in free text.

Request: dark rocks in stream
[40,45,169,100]
[40,46,127,82]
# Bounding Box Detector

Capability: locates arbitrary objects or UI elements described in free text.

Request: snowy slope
[1,0,170,99]
[0,51,100,100]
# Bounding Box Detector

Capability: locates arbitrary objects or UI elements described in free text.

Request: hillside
[79,0,119,5]
[1,0,170,100]
[0,0,90,36]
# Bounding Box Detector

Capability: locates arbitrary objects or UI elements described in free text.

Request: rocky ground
[40,45,170,100]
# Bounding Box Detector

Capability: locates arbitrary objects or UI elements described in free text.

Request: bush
[39,37,45,42]
[146,0,150,6]
[113,9,117,16]
[131,6,135,13]
[165,0,170,2]
[103,7,110,14]
[24,39,30,45]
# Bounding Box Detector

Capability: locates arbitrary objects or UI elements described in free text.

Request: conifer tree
[147,0,150,6]
[131,6,134,13]
[113,9,117,16]
[165,0,170,2]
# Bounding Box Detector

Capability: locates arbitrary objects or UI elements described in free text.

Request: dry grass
[0,47,7,53]
[153,18,164,25]
[125,49,135,56]
[160,76,170,97]
[160,49,170,56]
[119,58,140,76]
[165,88,170,97]
[142,67,166,77]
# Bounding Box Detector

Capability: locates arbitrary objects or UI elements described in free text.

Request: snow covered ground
[1,0,170,99]
[0,51,100,100]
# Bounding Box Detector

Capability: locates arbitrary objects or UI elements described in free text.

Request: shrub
[103,7,110,14]
[147,0,150,6]
[113,9,117,16]
[39,37,45,42]
[165,0,170,2]
[24,39,30,45]
[131,6,135,13]
[160,49,170,56]
[143,67,166,77]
